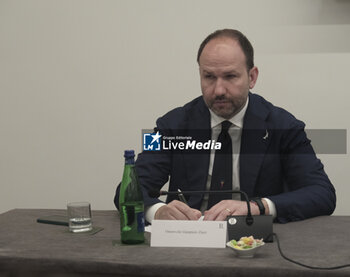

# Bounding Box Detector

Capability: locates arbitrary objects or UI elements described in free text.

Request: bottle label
[137,212,145,233]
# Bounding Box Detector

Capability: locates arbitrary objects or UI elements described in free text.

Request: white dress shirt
[199,98,248,211]
[145,98,276,222]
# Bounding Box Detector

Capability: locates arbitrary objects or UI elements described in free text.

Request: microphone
[148,189,273,242]
[149,189,253,225]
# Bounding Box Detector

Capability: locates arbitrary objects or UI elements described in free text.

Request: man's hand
[154,200,202,220]
[203,200,260,221]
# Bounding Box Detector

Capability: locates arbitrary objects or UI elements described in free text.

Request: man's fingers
[155,200,202,220]
[169,200,201,220]
[203,201,227,220]
[156,205,188,220]
[203,209,222,221]
[191,209,202,219]
[214,209,232,221]
[204,200,247,221]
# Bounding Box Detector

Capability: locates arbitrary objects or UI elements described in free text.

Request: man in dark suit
[114,29,336,223]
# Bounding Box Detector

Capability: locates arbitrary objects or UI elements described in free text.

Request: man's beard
[209,95,247,119]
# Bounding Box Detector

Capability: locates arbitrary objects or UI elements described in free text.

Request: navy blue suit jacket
[114,93,336,223]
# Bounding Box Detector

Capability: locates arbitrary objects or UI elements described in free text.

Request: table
[0,209,349,277]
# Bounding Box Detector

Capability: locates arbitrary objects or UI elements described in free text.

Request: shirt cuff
[263,198,277,219]
[145,202,166,223]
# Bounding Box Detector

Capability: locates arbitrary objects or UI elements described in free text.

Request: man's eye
[225,74,236,79]
[205,75,215,79]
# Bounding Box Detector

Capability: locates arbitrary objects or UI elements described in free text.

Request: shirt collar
[209,97,249,129]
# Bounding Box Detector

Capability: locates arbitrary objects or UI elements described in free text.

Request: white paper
[150,220,227,248]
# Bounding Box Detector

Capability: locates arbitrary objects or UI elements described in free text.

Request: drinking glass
[67,202,92,233]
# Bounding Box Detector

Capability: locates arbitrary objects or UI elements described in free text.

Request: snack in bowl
[227,236,265,258]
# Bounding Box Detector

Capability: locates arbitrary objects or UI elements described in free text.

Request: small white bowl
[226,241,265,258]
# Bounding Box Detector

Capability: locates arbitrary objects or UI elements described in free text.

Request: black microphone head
[148,190,161,198]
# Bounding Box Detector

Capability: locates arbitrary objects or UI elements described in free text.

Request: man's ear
[248,66,259,89]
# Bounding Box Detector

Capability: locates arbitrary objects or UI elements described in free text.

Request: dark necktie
[207,120,233,209]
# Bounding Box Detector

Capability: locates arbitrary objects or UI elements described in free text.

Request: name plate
[151,220,227,248]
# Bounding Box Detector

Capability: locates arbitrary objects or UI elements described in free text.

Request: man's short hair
[197,29,254,71]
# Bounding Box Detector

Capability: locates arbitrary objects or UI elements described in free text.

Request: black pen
[178,189,188,205]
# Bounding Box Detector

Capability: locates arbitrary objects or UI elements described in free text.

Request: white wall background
[1,0,349,215]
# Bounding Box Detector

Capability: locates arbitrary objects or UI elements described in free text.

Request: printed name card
[151,220,227,248]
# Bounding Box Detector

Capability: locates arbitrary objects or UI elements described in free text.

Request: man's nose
[214,78,226,96]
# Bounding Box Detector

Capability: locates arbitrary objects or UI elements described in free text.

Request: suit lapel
[240,94,271,197]
[182,97,211,208]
